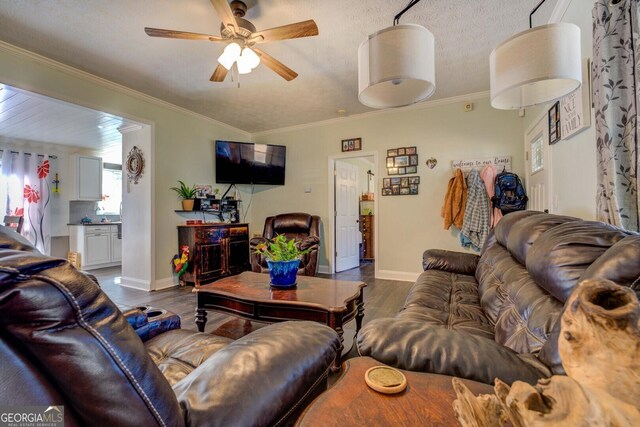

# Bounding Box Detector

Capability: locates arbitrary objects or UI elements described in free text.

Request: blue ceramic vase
[267,259,300,288]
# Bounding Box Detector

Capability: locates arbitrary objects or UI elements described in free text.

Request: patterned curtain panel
[593,0,640,231]
[0,150,52,254]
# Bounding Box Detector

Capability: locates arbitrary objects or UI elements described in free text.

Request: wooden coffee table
[195,271,366,368]
[296,357,494,426]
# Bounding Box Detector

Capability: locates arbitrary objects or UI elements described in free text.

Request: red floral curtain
[1,150,52,254]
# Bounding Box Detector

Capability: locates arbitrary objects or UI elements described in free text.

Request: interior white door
[525,116,552,213]
[335,160,359,272]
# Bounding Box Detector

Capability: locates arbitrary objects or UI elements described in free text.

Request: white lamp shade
[236,54,252,74]
[358,24,436,109]
[490,23,582,109]
[218,42,241,70]
[241,47,260,69]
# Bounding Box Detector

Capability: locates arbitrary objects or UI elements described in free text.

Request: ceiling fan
[144,0,319,82]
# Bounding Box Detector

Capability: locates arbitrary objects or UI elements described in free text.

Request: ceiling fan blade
[253,48,298,81]
[252,20,319,43]
[210,0,237,31]
[144,27,223,42]
[210,64,229,82]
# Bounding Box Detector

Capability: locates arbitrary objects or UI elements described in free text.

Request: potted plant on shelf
[253,234,312,288]
[170,180,197,211]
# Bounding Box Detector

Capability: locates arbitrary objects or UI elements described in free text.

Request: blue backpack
[492,171,528,214]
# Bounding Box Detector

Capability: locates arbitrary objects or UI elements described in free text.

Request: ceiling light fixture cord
[528,0,548,29]
[393,0,423,26]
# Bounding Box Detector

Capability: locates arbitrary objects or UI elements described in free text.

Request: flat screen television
[215,140,286,185]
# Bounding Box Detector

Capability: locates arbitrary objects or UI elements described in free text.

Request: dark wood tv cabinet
[177,223,250,287]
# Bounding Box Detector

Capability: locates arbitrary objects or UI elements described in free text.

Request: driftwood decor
[452,279,640,427]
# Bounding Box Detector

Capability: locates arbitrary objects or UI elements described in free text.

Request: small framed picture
[387,149,398,157]
[392,185,400,195]
[354,138,361,150]
[386,157,394,167]
[398,167,406,175]
[342,140,349,151]
[409,176,420,184]
[398,148,406,156]
[409,155,418,166]
[348,140,354,150]
[195,184,212,199]
[409,184,419,195]
[401,177,409,187]
[383,178,391,188]
[406,166,417,174]
[391,177,401,186]
[400,187,410,195]
[395,156,409,167]
[388,167,398,175]
[382,188,392,196]
[406,146,416,155]
[548,101,560,144]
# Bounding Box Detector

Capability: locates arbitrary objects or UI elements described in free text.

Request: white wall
[523,0,597,220]
[252,96,523,278]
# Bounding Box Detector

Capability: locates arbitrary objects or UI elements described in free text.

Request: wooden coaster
[364,366,407,394]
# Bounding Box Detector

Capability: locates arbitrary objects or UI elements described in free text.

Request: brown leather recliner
[0,226,339,427]
[250,213,321,276]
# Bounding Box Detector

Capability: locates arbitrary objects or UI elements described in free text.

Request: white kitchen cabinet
[69,154,102,201]
[69,225,121,270]
[111,232,122,263]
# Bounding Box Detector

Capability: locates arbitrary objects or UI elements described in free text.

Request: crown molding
[251,91,491,138]
[549,0,573,23]
[0,40,251,138]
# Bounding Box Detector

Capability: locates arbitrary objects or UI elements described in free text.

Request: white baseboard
[155,276,178,291]
[120,276,151,291]
[317,265,331,274]
[376,269,420,282]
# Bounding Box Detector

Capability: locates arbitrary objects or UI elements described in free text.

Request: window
[531,135,544,174]
[98,165,122,215]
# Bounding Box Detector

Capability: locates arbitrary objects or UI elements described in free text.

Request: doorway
[525,112,553,212]
[328,152,378,274]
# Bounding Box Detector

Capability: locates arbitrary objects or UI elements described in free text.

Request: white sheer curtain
[0,149,52,254]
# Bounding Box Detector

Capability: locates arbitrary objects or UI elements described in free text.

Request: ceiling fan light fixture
[236,55,253,74]
[241,47,261,69]
[218,42,242,70]
[358,24,436,109]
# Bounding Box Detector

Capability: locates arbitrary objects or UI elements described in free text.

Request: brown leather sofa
[357,211,640,385]
[250,212,321,276]
[0,226,340,426]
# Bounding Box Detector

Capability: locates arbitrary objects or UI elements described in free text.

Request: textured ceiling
[0,0,557,133]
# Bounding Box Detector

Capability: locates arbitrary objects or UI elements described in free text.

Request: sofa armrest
[422,249,479,275]
[249,236,268,248]
[357,318,549,386]
[173,321,339,427]
[298,235,320,251]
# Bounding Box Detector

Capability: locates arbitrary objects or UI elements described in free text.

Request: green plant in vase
[170,180,197,211]
[254,234,312,288]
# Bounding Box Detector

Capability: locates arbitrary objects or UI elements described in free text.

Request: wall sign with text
[560,58,592,140]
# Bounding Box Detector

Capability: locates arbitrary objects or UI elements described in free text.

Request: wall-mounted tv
[215,140,286,185]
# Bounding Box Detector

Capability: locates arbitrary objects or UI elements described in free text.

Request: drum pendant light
[358,0,435,109]
[490,0,582,109]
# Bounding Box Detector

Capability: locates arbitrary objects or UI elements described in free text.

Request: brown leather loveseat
[0,226,339,426]
[250,212,321,276]
[357,211,640,385]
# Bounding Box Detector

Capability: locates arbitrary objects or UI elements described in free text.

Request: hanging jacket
[480,164,503,227]
[441,168,467,229]
[460,169,491,250]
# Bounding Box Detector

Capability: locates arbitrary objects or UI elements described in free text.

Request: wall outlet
[464,102,473,112]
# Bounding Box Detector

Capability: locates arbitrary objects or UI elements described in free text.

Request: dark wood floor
[95,263,414,360]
